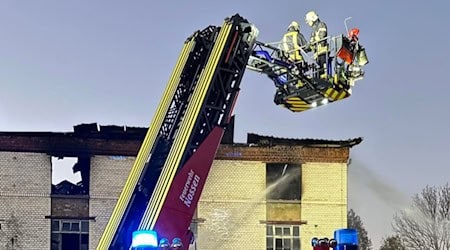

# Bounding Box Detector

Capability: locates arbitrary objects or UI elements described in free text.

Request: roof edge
[246,133,363,148]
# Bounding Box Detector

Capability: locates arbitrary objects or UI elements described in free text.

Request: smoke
[348,158,410,210]
[347,157,414,248]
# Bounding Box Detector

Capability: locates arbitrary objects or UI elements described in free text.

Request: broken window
[266,163,301,200]
[51,219,88,250]
[51,157,90,195]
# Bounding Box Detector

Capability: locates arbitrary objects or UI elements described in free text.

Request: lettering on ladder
[179,169,201,208]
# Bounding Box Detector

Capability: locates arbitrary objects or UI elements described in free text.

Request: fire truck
[96,14,369,250]
[312,228,359,250]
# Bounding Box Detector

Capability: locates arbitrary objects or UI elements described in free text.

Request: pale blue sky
[1,1,449,248]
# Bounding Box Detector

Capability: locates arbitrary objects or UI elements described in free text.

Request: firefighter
[281,21,308,66]
[305,10,328,79]
[279,21,308,91]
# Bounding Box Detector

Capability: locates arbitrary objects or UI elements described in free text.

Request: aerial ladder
[97,14,368,250]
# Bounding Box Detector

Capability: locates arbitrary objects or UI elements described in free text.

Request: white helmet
[288,21,300,31]
[305,10,319,26]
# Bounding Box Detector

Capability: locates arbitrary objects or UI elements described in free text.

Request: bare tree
[393,183,450,250]
[379,235,406,250]
[348,209,372,250]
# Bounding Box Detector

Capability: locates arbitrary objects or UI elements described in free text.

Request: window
[51,156,90,195]
[266,225,300,250]
[51,220,88,250]
[266,163,301,200]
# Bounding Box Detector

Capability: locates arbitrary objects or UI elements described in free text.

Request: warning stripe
[290,107,309,112]
[325,88,349,101]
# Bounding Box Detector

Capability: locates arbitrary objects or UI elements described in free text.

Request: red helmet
[348,28,360,40]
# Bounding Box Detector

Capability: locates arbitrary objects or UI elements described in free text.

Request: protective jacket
[281,28,307,61]
[310,19,328,55]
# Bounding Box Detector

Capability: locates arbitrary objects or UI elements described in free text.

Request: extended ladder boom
[97,14,258,249]
[98,13,369,250]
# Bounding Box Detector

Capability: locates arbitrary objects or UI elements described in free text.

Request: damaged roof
[246,133,363,148]
[0,123,148,140]
[0,123,147,156]
[0,123,362,156]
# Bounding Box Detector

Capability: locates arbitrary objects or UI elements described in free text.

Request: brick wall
[300,162,348,248]
[197,160,266,250]
[89,155,135,250]
[195,156,349,250]
[216,145,349,163]
[51,197,89,218]
[267,202,302,222]
[0,139,352,250]
[0,152,51,250]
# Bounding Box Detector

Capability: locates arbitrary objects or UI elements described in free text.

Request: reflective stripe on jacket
[310,20,328,55]
[282,31,306,61]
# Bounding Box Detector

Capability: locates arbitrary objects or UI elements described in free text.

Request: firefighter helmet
[305,10,319,26]
[288,21,300,31]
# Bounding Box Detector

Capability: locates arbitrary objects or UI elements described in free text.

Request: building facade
[0,124,361,250]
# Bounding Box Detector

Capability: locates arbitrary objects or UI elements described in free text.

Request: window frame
[51,219,89,250]
[266,224,301,250]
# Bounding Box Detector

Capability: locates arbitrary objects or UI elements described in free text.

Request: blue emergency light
[131,230,158,248]
[334,228,358,245]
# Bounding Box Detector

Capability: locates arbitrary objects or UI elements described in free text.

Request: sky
[1,1,449,248]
